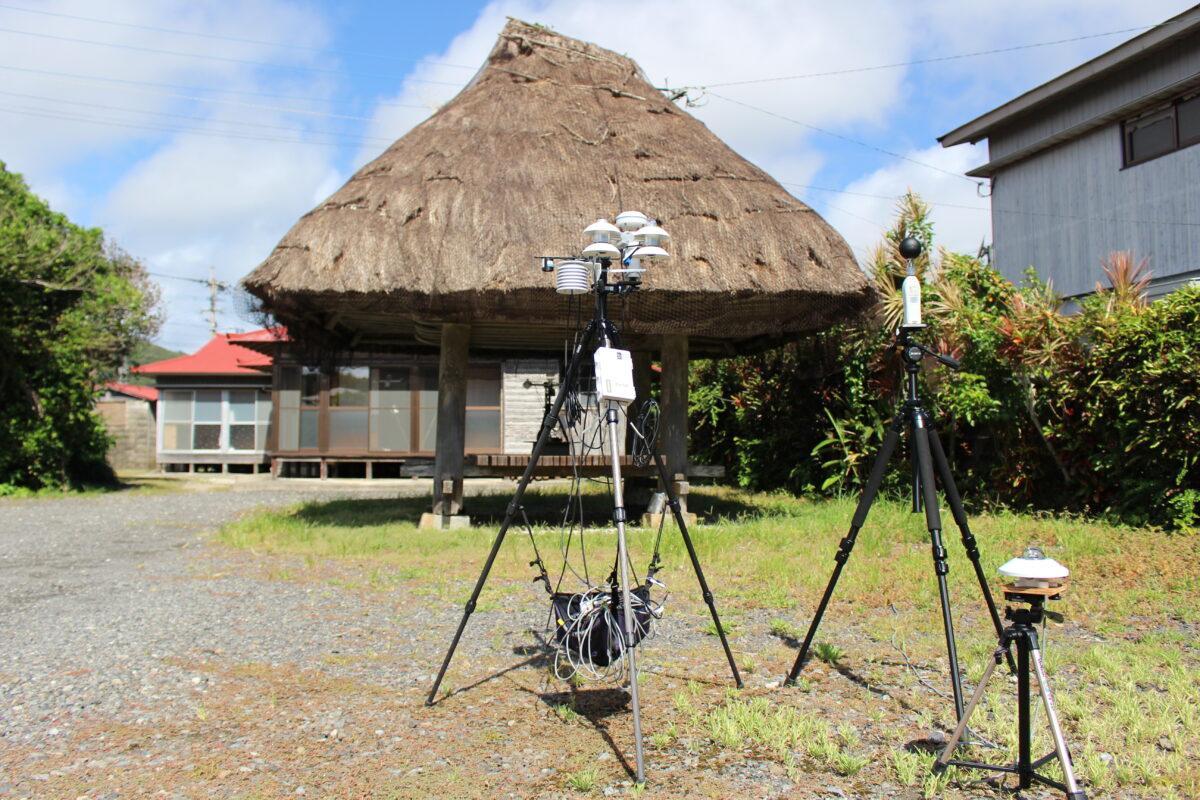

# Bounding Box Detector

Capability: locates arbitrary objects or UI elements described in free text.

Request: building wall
[502,359,559,454]
[989,33,1200,162]
[97,399,157,472]
[991,122,1200,298]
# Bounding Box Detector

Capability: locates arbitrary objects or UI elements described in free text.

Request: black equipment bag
[551,585,651,667]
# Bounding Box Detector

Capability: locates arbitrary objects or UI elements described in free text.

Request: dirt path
[0,477,1033,799]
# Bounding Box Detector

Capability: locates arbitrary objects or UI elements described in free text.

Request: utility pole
[204,267,229,335]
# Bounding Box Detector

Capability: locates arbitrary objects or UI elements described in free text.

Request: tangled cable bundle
[550,580,666,681]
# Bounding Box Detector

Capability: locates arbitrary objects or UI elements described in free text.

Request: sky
[0,0,1192,353]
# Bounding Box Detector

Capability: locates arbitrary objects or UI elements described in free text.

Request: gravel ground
[0,476,1058,800]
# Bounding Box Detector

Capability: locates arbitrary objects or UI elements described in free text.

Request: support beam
[425,323,471,527]
[660,334,690,513]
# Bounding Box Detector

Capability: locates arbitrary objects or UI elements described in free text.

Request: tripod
[784,324,1008,719]
[934,589,1086,800]
[426,259,742,784]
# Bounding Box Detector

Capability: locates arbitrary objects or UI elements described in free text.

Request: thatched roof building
[242,18,872,523]
[244,18,870,356]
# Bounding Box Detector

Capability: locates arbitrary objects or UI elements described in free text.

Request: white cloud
[820,143,991,262]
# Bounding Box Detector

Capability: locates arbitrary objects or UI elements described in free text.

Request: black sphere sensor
[898,237,923,260]
[897,237,921,260]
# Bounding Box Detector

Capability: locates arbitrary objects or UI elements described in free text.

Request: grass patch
[219,485,1200,797]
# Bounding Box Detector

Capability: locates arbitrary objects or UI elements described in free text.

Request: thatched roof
[243,18,872,356]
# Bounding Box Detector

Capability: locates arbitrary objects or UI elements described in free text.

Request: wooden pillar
[628,352,657,453]
[660,334,689,482]
[431,323,470,520]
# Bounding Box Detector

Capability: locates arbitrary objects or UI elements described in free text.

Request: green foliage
[689,189,1199,530]
[0,161,160,489]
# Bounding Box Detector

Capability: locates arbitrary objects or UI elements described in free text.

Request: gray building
[940,5,1200,300]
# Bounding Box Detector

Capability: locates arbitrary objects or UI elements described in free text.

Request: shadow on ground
[283,486,762,529]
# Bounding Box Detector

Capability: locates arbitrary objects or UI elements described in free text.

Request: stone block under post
[420,322,472,530]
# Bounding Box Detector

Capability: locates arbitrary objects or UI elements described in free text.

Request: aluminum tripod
[426,261,741,785]
[934,594,1086,800]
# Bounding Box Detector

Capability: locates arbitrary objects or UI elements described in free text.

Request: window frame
[157,388,271,454]
[1122,92,1200,167]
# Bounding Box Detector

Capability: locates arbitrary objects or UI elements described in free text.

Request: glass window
[230,425,256,450]
[301,367,321,406]
[299,409,319,449]
[228,390,256,422]
[370,408,410,451]
[163,423,191,450]
[278,409,299,450]
[161,391,192,422]
[372,367,411,408]
[330,366,369,407]
[1179,94,1200,146]
[194,390,222,423]
[465,409,501,450]
[467,365,501,406]
[193,424,221,450]
[330,409,368,450]
[417,366,438,452]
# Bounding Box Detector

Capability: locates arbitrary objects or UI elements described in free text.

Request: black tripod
[934,589,1086,800]
[426,259,742,783]
[784,323,1008,719]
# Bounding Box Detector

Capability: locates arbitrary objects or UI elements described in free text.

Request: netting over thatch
[243,18,872,355]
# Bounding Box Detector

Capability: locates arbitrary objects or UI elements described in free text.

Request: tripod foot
[1067,793,1087,800]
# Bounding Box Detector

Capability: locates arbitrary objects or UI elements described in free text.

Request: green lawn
[218,485,1200,798]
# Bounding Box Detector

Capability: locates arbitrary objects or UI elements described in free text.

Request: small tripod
[785,238,1008,720]
[934,586,1087,800]
[426,257,742,785]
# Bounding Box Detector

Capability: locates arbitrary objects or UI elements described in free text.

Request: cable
[0,62,429,108]
[0,105,388,149]
[695,21,1193,89]
[0,2,478,71]
[0,89,392,145]
[708,91,983,187]
[0,25,464,86]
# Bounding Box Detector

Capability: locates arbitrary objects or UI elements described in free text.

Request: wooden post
[429,323,470,523]
[660,334,689,513]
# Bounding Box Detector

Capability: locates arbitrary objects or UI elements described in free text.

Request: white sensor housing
[594,347,636,403]
[902,274,922,326]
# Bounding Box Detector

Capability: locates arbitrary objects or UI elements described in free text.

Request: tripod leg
[426,320,597,706]
[1030,644,1087,799]
[912,414,966,719]
[924,414,1008,649]
[606,402,645,784]
[785,411,905,687]
[650,453,742,688]
[935,647,1003,771]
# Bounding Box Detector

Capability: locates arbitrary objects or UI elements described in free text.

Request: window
[159,389,270,452]
[1123,93,1200,166]
[276,363,501,454]
[466,364,502,451]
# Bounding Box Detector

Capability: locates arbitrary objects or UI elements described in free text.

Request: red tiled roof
[227,325,287,343]
[104,382,159,402]
[133,330,274,375]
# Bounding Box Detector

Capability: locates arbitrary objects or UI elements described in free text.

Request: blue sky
[0,0,1191,352]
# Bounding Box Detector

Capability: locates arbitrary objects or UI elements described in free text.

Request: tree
[0,161,161,489]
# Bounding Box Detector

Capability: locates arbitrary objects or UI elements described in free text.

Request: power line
[0,104,393,148]
[0,25,465,86]
[782,181,1200,228]
[0,61,430,108]
[0,2,478,71]
[0,89,394,144]
[692,15,1200,89]
[708,91,983,186]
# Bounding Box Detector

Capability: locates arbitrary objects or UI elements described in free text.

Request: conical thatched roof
[244,18,872,356]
